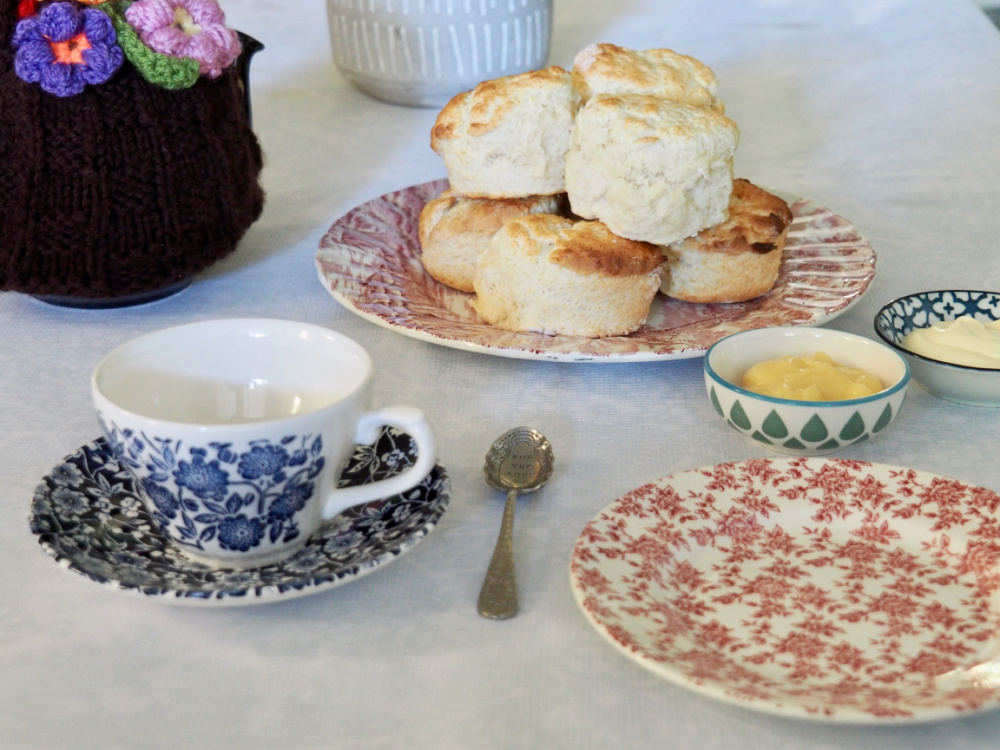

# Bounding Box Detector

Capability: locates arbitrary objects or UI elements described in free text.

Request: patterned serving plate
[30,428,449,606]
[570,458,1000,722]
[316,180,876,362]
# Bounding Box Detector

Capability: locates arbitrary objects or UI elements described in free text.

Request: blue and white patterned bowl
[874,290,1000,407]
[705,327,909,456]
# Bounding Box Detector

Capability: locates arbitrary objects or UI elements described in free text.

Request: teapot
[0,0,265,307]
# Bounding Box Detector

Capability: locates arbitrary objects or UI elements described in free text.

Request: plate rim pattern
[316,180,877,362]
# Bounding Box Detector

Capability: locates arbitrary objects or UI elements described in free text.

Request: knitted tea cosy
[0,0,265,301]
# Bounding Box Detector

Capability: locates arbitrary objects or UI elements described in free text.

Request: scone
[571,43,724,113]
[430,67,579,198]
[418,190,566,292]
[659,179,794,303]
[565,94,740,246]
[472,214,663,337]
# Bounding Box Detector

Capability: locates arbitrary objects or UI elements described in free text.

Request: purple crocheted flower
[12,2,124,97]
[125,0,241,79]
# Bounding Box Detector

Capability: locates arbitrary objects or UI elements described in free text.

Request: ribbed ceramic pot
[326,0,553,107]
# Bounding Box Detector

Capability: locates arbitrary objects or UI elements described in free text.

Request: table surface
[5,0,1000,747]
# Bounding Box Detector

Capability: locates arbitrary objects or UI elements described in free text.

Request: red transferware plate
[317,180,876,362]
[571,458,1000,722]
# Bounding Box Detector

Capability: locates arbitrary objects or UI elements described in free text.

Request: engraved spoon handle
[477,488,518,619]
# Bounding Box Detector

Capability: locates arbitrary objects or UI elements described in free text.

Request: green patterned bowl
[704,327,910,456]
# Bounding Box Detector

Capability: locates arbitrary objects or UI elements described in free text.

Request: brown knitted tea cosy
[0,0,265,301]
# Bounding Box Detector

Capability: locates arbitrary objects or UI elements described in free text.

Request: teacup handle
[322,406,437,517]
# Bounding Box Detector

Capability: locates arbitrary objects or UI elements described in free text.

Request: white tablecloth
[5,0,1000,747]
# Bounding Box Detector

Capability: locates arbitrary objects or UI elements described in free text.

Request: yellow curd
[741,351,884,401]
[901,315,1000,369]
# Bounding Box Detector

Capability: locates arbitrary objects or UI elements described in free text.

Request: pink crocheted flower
[124,0,240,79]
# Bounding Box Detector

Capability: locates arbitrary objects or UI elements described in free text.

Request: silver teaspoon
[477,427,555,620]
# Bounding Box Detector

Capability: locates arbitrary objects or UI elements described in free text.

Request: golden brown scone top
[506,214,663,276]
[675,179,793,256]
[555,220,664,276]
[571,43,724,112]
[419,190,567,242]
[431,66,573,147]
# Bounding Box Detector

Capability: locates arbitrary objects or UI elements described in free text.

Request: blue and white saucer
[30,428,450,606]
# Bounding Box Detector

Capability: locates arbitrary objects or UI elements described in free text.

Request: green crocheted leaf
[103,2,201,90]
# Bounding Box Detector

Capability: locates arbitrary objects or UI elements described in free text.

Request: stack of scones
[420,43,793,338]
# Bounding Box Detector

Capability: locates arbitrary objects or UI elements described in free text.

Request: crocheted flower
[124,0,240,79]
[12,2,124,97]
[102,0,201,89]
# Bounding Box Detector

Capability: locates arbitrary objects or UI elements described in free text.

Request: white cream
[901,316,1000,368]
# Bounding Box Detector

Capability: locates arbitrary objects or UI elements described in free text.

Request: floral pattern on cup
[101,418,329,554]
[29,428,449,605]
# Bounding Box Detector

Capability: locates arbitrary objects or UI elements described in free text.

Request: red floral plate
[570,458,1000,722]
[316,180,876,362]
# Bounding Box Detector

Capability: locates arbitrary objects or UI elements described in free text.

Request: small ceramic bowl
[705,327,910,456]
[874,290,1000,407]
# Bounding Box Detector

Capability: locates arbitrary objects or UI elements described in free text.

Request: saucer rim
[30,437,450,607]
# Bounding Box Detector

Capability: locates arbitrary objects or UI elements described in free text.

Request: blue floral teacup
[92,319,437,569]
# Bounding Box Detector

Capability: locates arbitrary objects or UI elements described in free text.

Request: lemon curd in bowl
[705,327,910,456]
[740,351,884,401]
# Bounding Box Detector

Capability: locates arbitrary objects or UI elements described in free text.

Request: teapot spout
[235,31,264,127]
